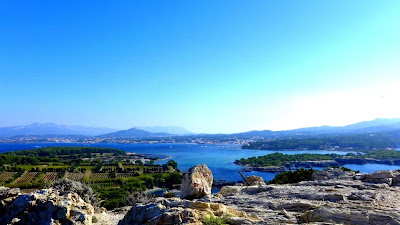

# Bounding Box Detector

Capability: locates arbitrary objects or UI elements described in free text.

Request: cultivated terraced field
[90,173,111,180]
[0,172,17,182]
[43,172,58,182]
[13,172,39,184]
[116,173,139,178]
[64,172,85,181]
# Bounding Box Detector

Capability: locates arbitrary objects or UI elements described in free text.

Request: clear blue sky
[1,1,400,133]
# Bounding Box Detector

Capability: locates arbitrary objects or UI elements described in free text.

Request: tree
[163,160,178,170]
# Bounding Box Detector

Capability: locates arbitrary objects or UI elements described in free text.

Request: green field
[16,165,48,171]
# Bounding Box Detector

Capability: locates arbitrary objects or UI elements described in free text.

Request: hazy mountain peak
[342,118,400,130]
[0,123,117,137]
[136,126,192,135]
[97,127,173,138]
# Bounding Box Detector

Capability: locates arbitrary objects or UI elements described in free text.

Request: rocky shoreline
[236,160,340,172]
[237,158,400,173]
[335,157,400,165]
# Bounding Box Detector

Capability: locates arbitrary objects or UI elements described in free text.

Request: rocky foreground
[1,166,400,224]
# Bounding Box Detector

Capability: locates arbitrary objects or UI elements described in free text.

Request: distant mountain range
[1,118,400,139]
[229,118,400,139]
[97,128,172,138]
[283,118,400,135]
[0,123,191,138]
[0,123,117,137]
[136,126,192,135]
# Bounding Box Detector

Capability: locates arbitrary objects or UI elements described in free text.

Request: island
[235,150,400,172]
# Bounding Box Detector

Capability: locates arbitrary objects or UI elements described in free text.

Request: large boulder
[246,175,266,186]
[219,186,244,197]
[180,164,213,199]
[364,170,395,185]
[392,174,400,186]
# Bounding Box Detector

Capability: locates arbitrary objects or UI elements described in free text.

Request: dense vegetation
[0,154,43,165]
[0,147,182,209]
[268,167,359,184]
[236,150,400,167]
[9,146,125,157]
[0,147,126,166]
[92,171,182,209]
[201,215,231,225]
[243,132,400,150]
[267,168,315,184]
[235,152,334,167]
[345,150,400,160]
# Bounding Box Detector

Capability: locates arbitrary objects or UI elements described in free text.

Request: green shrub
[338,166,359,173]
[164,172,182,187]
[340,166,352,171]
[201,215,230,225]
[92,216,98,223]
[163,160,178,171]
[164,192,175,198]
[268,168,315,185]
[51,179,98,205]
[95,187,129,209]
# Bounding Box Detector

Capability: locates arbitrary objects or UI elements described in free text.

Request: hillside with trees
[243,131,400,150]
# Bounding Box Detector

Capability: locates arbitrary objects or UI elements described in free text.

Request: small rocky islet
[1,164,400,225]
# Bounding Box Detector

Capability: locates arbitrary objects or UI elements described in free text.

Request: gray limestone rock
[245,175,266,186]
[0,188,94,225]
[180,164,213,200]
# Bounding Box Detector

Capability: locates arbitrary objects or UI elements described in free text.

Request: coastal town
[0,135,251,145]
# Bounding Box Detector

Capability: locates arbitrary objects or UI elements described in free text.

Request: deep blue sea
[1,143,400,182]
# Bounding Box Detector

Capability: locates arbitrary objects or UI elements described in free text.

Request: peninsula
[235,150,400,172]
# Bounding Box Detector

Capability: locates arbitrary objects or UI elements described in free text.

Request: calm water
[1,143,400,182]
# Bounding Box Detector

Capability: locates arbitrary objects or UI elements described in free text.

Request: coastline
[236,158,400,173]
[154,155,171,162]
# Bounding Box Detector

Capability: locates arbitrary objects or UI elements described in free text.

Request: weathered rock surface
[94,206,131,225]
[92,169,400,224]
[118,197,260,225]
[101,173,400,225]
[363,170,399,185]
[0,187,94,225]
[218,178,400,224]
[392,173,400,186]
[312,167,355,181]
[180,164,213,199]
